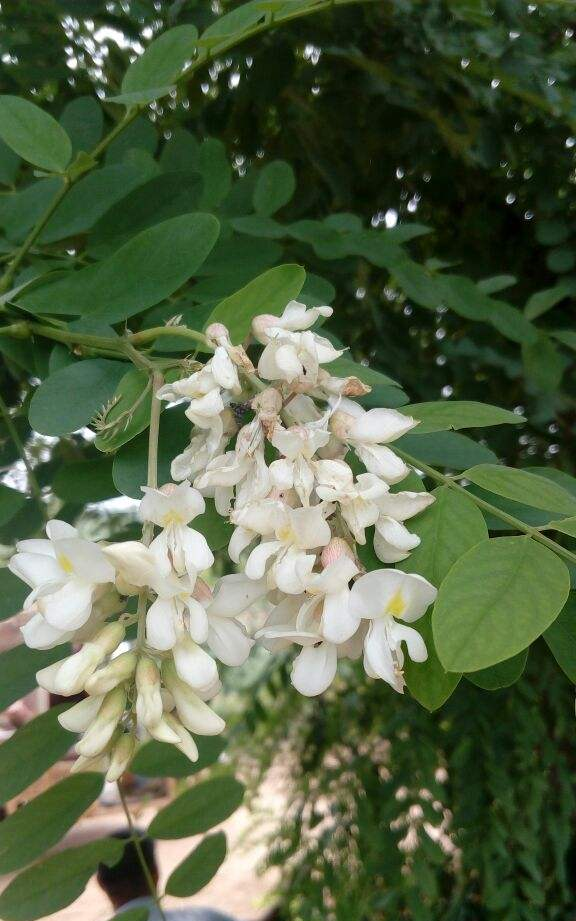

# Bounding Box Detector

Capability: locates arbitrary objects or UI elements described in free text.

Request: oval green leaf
[122,25,198,94]
[433,536,571,672]
[0,96,72,173]
[544,594,576,683]
[29,358,127,436]
[463,465,576,516]
[0,838,123,921]
[166,831,227,897]
[206,263,305,344]
[149,775,244,839]
[466,649,528,690]
[403,401,525,434]
[253,160,296,216]
[0,773,103,874]
[0,706,73,802]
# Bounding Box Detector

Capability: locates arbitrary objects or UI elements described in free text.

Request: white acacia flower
[314,459,388,543]
[258,329,344,386]
[195,414,271,515]
[140,481,214,582]
[349,569,437,692]
[171,409,236,483]
[9,520,115,634]
[135,656,164,732]
[269,421,331,506]
[172,631,220,695]
[252,301,333,343]
[146,583,209,651]
[330,400,417,483]
[238,504,332,594]
[373,490,435,563]
[75,686,126,758]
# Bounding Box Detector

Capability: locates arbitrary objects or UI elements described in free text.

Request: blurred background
[1,1,576,918]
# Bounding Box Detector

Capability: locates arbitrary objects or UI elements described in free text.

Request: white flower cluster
[9,300,438,777]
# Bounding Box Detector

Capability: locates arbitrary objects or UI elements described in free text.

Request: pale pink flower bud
[192,577,213,605]
[320,537,356,569]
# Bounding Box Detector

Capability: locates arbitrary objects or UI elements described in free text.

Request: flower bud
[251,313,279,344]
[84,650,137,696]
[37,622,125,696]
[106,733,136,783]
[320,537,356,569]
[172,634,219,693]
[76,686,126,758]
[329,410,356,441]
[164,712,199,764]
[59,695,104,733]
[163,660,225,736]
[135,656,163,730]
[148,716,182,744]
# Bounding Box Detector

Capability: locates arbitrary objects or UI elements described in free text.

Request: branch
[394,446,576,567]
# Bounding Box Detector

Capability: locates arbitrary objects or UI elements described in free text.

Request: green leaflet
[206,263,306,343]
[463,465,576,516]
[433,536,571,672]
[0,774,103,874]
[149,775,244,838]
[403,400,525,434]
[0,96,71,173]
[166,832,227,897]
[0,839,124,921]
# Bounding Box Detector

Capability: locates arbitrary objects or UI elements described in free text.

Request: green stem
[394,447,576,567]
[0,0,373,295]
[0,178,71,295]
[117,782,167,921]
[136,370,163,648]
[0,392,47,520]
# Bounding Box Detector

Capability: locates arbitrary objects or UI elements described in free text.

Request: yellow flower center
[57,553,74,575]
[386,590,406,619]
[161,511,185,527]
[277,524,296,544]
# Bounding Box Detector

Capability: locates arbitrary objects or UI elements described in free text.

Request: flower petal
[207,616,253,666]
[291,643,337,696]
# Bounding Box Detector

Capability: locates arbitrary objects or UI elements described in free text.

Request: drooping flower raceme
[10,297,437,778]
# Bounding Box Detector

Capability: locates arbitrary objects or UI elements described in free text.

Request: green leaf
[149,775,244,839]
[87,213,220,323]
[0,567,28,623]
[89,170,203,256]
[0,706,72,802]
[0,644,69,711]
[206,264,305,343]
[398,486,488,588]
[404,612,461,711]
[0,96,72,173]
[95,369,152,452]
[121,25,198,94]
[198,138,232,208]
[59,96,103,154]
[29,359,127,436]
[166,832,227,897]
[131,735,226,778]
[403,401,525,434]
[0,838,123,921]
[0,774,103,874]
[200,1,266,44]
[523,333,567,393]
[253,160,296,215]
[433,537,571,672]
[395,432,497,470]
[544,594,576,683]
[53,457,116,504]
[0,482,26,525]
[524,279,576,320]
[113,407,191,499]
[467,649,528,690]
[107,86,175,106]
[194,500,233,551]
[463,465,576,515]
[0,137,20,186]
[545,517,576,538]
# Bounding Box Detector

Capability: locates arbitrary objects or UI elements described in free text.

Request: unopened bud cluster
[10,301,437,777]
